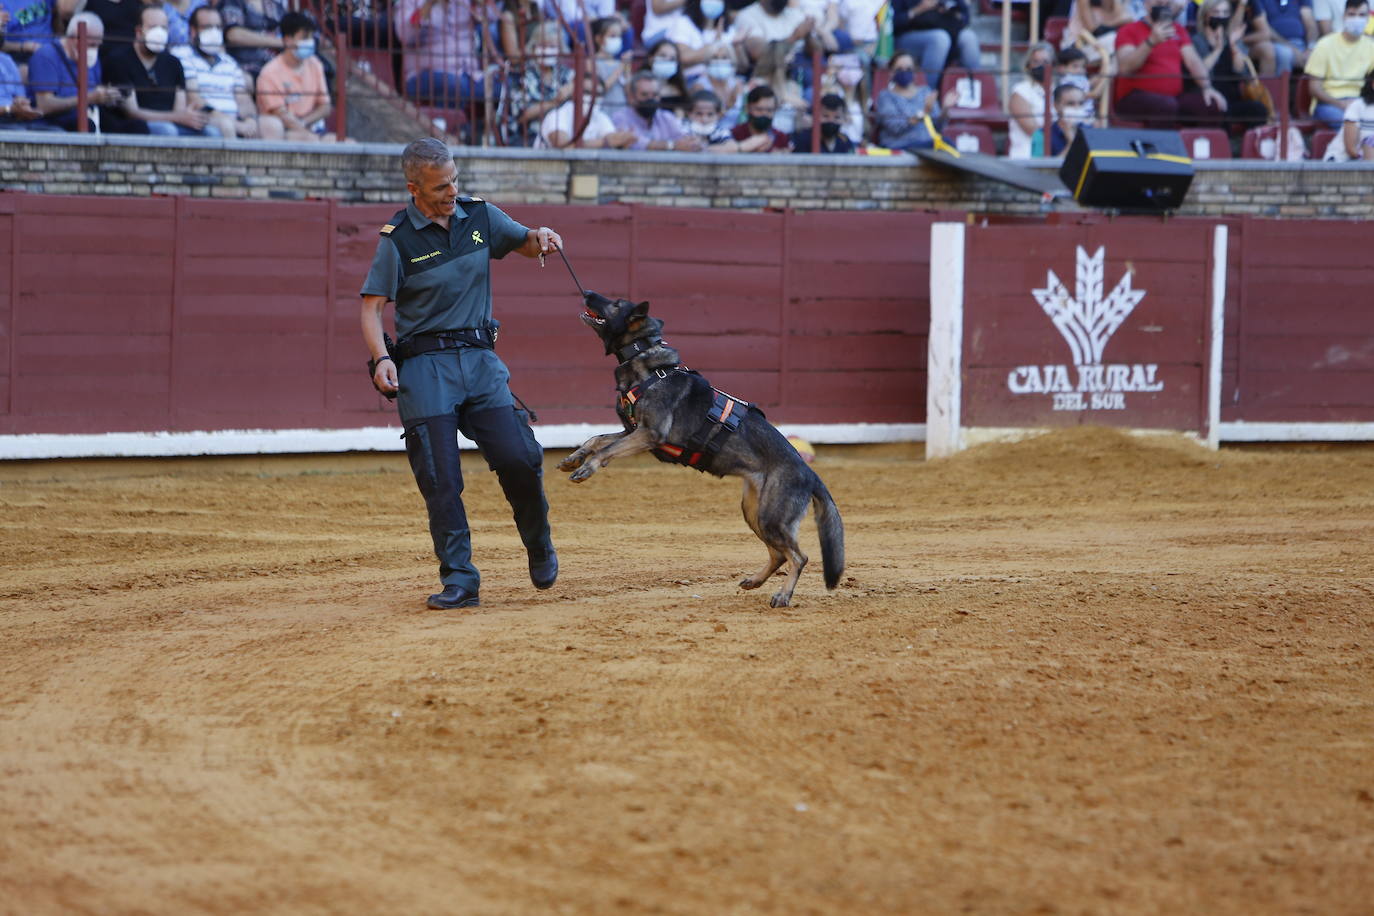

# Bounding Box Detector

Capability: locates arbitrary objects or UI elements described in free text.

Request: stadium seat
[1180,128,1230,160]
[943,122,998,154]
[940,69,1007,131]
[352,48,397,94]
[630,0,646,43]
[1310,128,1338,160]
[1241,124,1307,159]
[1292,73,1322,130]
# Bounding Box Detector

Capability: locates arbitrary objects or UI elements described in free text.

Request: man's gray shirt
[360,199,529,338]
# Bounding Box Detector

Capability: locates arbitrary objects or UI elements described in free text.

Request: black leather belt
[395,327,496,359]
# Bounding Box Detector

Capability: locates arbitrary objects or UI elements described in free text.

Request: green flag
[875,2,894,65]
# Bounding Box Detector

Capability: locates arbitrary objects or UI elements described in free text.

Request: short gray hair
[67,11,104,37]
[401,137,453,183]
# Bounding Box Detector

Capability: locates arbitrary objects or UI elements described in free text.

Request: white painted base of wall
[0,422,929,460]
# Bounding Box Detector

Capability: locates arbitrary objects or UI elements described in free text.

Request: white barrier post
[1206,224,1228,451]
[926,222,966,460]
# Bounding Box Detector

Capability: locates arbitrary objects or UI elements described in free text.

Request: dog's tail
[811,478,845,590]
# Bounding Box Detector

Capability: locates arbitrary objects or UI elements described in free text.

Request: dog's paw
[769,591,791,608]
[569,465,596,483]
[557,454,584,472]
[739,577,762,590]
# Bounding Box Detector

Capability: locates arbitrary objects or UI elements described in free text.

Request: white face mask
[1062,103,1089,124]
[1343,13,1368,34]
[701,0,726,17]
[651,58,678,80]
[86,47,98,68]
[292,37,316,60]
[198,27,224,54]
[688,118,717,137]
[144,25,168,54]
[706,58,734,81]
[838,66,862,88]
[603,35,622,56]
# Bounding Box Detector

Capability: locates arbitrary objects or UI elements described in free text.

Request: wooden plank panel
[789,259,926,300]
[788,334,925,371]
[790,298,928,335]
[784,369,923,413]
[180,200,328,258]
[962,365,1203,429]
[18,333,170,375]
[634,208,783,264]
[788,210,935,264]
[16,290,172,335]
[1237,335,1374,372]
[634,261,782,317]
[1234,370,1374,408]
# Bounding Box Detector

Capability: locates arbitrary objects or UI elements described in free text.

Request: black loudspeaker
[1059,126,1194,211]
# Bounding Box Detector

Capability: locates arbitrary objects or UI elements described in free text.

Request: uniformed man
[361,137,563,610]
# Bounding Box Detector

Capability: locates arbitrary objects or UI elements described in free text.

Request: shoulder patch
[379,223,396,236]
[460,196,483,202]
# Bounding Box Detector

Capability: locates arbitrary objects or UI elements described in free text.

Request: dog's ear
[631,301,650,317]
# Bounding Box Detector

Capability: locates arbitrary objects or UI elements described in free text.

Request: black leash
[541,245,584,297]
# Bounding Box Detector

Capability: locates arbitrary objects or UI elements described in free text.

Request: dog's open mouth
[581,310,606,326]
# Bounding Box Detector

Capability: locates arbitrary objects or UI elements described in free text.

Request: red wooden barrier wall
[0,193,1369,440]
[0,195,932,436]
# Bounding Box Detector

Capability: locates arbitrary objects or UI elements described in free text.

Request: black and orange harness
[617,366,754,475]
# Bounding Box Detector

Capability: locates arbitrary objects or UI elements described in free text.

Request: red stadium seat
[352,48,397,94]
[941,69,1008,131]
[630,0,646,42]
[1179,128,1230,160]
[943,122,998,155]
[1241,124,1307,159]
[1310,128,1338,160]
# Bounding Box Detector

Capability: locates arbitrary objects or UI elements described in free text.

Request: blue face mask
[892,69,915,88]
[292,38,316,61]
[701,0,726,17]
[651,58,678,80]
[603,35,622,56]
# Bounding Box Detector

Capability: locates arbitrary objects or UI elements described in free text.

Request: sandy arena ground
[1,428,1372,915]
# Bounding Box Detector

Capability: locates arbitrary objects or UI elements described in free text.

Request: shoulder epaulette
[459,196,483,202]
[379,223,396,236]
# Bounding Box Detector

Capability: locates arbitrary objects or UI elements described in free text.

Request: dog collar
[614,336,663,366]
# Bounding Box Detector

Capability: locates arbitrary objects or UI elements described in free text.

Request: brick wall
[2,132,1371,218]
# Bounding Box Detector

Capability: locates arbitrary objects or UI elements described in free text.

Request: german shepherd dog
[559,292,844,607]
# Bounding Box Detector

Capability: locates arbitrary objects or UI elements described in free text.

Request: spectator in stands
[0,10,49,127]
[821,51,867,142]
[1055,46,1106,124]
[1323,65,1374,156]
[684,86,766,147]
[175,5,282,139]
[82,0,143,68]
[498,0,541,65]
[1008,42,1052,159]
[2,0,54,68]
[875,49,940,149]
[1064,0,1133,55]
[542,0,616,45]
[1113,0,1230,127]
[891,0,980,90]
[219,0,286,79]
[1254,0,1317,71]
[611,69,705,148]
[255,10,335,141]
[734,0,813,65]
[799,0,844,53]
[701,45,745,110]
[748,37,807,131]
[1313,0,1346,33]
[732,80,793,149]
[648,39,693,115]
[670,0,742,83]
[103,5,215,136]
[162,0,206,51]
[504,21,573,145]
[539,61,638,147]
[837,0,886,60]
[1192,0,1270,130]
[28,11,137,131]
[592,15,632,114]
[643,0,689,48]
[790,91,856,150]
[395,0,496,114]
[1304,0,1374,127]
[1048,80,1087,153]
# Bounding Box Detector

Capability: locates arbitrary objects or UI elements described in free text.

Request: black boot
[529,547,558,589]
[427,584,480,609]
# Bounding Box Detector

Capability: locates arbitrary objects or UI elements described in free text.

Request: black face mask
[766,0,788,13]
[1207,15,1230,28]
[820,121,840,139]
[634,99,659,120]
[1028,64,1046,83]
[749,114,773,132]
